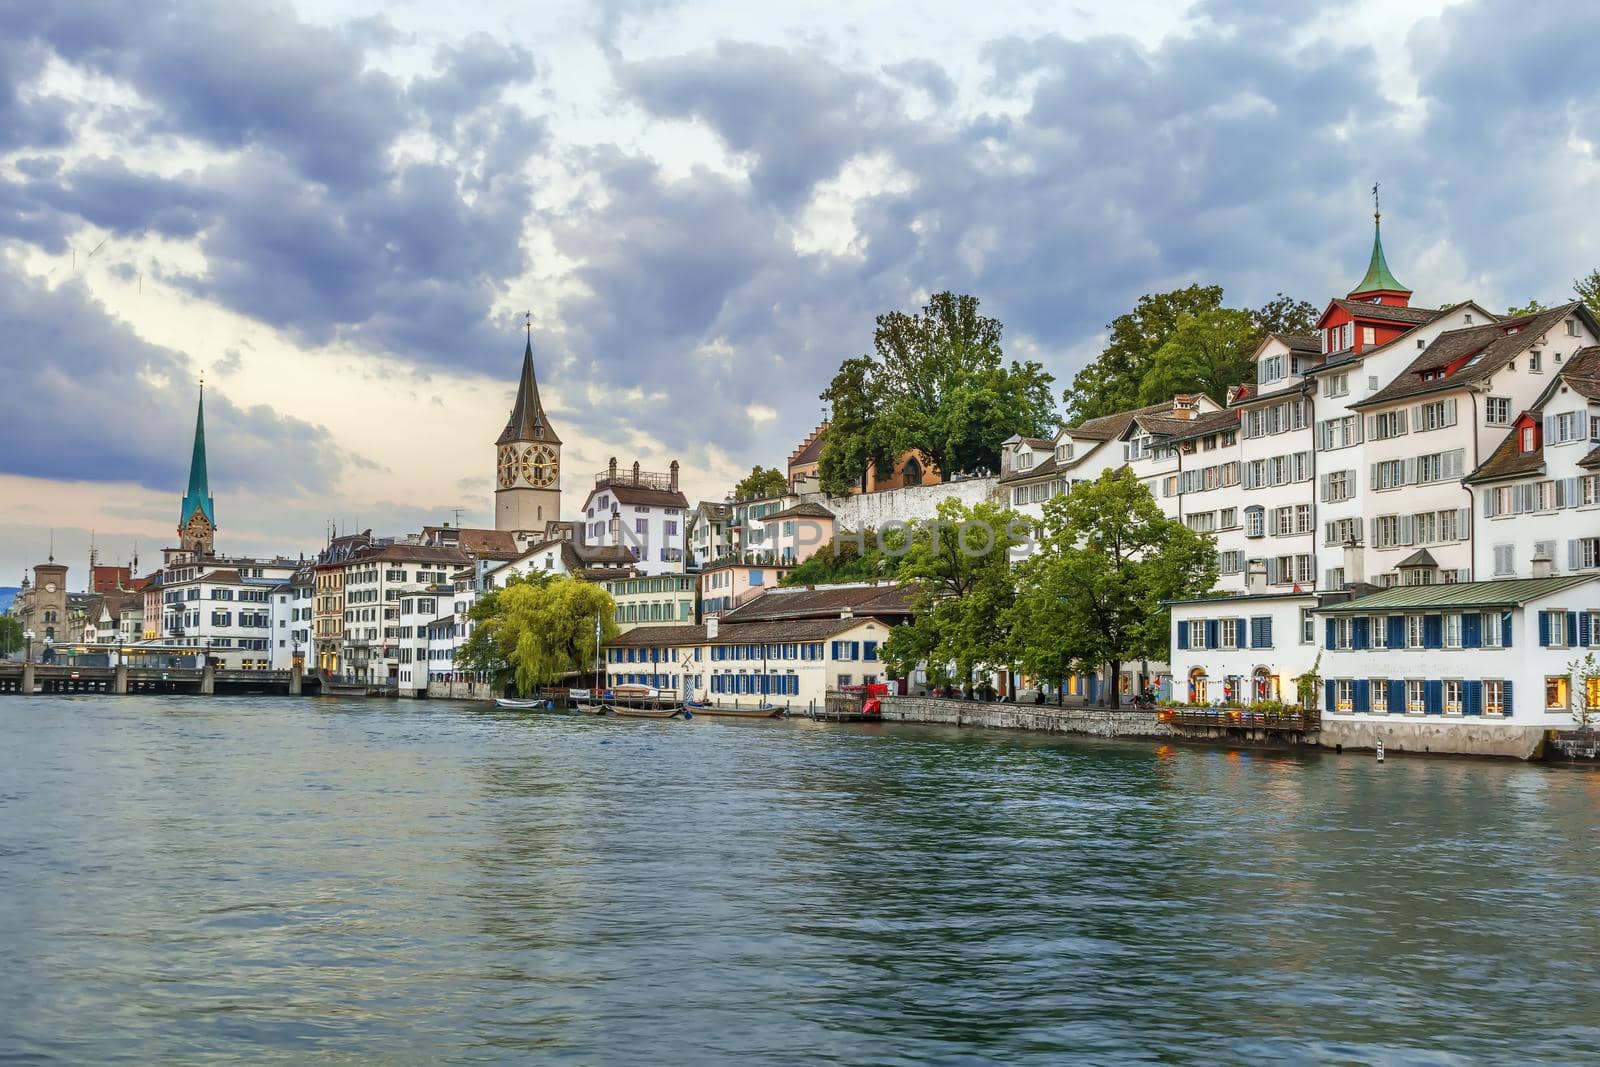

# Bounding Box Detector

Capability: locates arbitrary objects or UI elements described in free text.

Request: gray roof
[1318,575,1597,614]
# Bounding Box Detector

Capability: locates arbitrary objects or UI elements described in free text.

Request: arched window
[901,457,922,483]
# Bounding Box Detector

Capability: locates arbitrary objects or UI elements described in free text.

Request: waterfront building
[1314,576,1600,754]
[11,561,69,653]
[602,571,697,630]
[603,614,897,707]
[395,584,457,697]
[1466,344,1600,579]
[698,559,790,617]
[338,544,470,685]
[1166,585,1321,705]
[155,556,301,669]
[577,458,689,575]
[495,331,563,533]
[311,529,373,676]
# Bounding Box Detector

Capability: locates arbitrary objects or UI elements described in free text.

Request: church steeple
[1349,185,1410,300]
[498,316,560,446]
[178,382,216,556]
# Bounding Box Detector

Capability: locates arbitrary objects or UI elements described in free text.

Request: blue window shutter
[1569,612,1580,645]
[1503,680,1514,716]
[1389,679,1405,712]
[1206,620,1219,649]
[1352,617,1369,650]
[1538,611,1550,647]
[1354,679,1370,712]
[1425,679,1442,715]
[1582,611,1594,648]
[1262,618,1273,647]
[1324,679,1335,712]
[1502,611,1513,648]
[1464,680,1482,716]
[1462,613,1480,648]
[1177,621,1189,649]
[1424,615,1442,649]
[1325,618,1336,649]
[1388,616,1405,648]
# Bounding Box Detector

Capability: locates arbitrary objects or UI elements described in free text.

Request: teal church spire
[1351,185,1410,297]
[180,384,216,532]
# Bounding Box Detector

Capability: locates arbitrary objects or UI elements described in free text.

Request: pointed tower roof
[498,333,561,446]
[180,385,216,528]
[1350,211,1410,298]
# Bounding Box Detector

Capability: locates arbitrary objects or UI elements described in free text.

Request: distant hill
[0,587,17,613]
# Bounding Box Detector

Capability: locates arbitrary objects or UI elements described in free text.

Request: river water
[2,696,1598,1064]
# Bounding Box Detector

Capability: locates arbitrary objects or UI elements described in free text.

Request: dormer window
[1259,355,1285,384]
[1056,442,1073,463]
[1015,452,1034,471]
[1521,426,1537,453]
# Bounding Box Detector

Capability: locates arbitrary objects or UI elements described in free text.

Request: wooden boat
[496,697,560,710]
[606,684,688,719]
[607,703,686,719]
[685,701,785,719]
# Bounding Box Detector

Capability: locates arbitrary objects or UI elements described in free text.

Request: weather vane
[525,310,533,341]
[1372,182,1381,221]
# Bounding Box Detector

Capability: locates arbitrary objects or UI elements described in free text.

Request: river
[1,695,1598,1064]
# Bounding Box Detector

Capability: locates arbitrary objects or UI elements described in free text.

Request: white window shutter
[1456,507,1469,539]
[1571,540,1581,571]
[1354,517,1364,542]
[1445,398,1457,425]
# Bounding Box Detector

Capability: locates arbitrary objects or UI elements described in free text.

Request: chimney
[1343,538,1364,588]
[632,460,641,485]
[1172,394,1197,420]
[608,457,618,482]
[706,615,719,640]
[1245,558,1267,594]
[840,606,854,619]
[670,459,679,491]
[1532,549,1554,579]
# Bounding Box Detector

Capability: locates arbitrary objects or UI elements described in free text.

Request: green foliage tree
[1507,299,1548,317]
[733,465,788,501]
[1575,270,1600,316]
[1139,307,1260,406]
[780,529,898,586]
[1568,652,1600,732]
[882,498,1027,695]
[818,292,1056,493]
[1063,284,1224,422]
[0,616,21,657]
[459,574,619,696]
[1251,293,1320,336]
[1019,468,1216,708]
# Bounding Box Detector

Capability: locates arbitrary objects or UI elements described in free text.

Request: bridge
[0,662,316,696]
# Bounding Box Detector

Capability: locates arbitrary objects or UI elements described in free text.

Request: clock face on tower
[497,445,518,489]
[521,444,558,488]
[45,582,56,593]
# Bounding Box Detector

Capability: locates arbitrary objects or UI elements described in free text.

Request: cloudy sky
[2,0,1598,588]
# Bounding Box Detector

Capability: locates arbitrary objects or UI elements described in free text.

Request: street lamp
[23,629,34,663]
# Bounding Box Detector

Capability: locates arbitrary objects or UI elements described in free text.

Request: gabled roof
[1466,415,1543,485]
[607,615,889,647]
[788,423,828,467]
[1000,453,1059,484]
[1353,303,1589,410]
[1330,298,1437,325]
[721,582,911,623]
[1066,400,1175,441]
[587,482,690,509]
[1395,549,1439,569]
[1319,574,1598,613]
[1559,345,1600,400]
[1580,446,1600,472]
[1159,408,1240,443]
[1274,333,1322,353]
[766,501,835,520]
[419,527,522,560]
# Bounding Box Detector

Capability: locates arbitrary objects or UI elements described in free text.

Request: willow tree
[460,574,619,695]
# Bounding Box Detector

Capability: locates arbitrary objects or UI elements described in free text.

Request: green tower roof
[1351,214,1410,296]
[179,386,216,529]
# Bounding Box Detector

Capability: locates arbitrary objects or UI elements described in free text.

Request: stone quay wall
[1316,718,1548,760]
[879,696,1171,739]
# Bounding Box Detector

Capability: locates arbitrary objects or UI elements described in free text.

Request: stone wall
[799,476,1000,534]
[427,680,497,702]
[879,696,1170,739]
[1317,718,1547,760]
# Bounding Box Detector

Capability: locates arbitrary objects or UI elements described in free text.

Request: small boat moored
[684,700,786,720]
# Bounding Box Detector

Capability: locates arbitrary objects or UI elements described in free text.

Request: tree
[780,529,898,586]
[1507,299,1547,317]
[818,292,1056,493]
[1252,293,1319,337]
[1063,284,1224,423]
[459,574,619,695]
[1569,652,1600,732]
[1575,270,1600,316]
[882,498,1027,695]
[733,465,788,501]
[1139,307,1259,406]
[1021,468,1216,709]
[0,616,21,657]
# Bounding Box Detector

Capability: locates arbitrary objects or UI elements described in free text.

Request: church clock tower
[495,321,562,533]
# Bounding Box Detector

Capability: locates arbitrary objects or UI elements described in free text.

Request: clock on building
[44,582,56,593]
[521,444,558,488]
[497,445,519,489]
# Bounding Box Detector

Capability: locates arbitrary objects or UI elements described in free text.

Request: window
[1220,618,1239,649]
[1574,538,1600,571]
[1015,452,1034,471]
[1301,608,1315,645]
[1325,567,1345,590]
[1529,351,1542,373]
[1371,679,1389,714]
[1546,675,1569,710]
[1544,610,1571,648]
[1322,469,1355,503]
[1245,506,1265,538]
[1336,679,1354,711]
[1406,679,1426,714]
[1481,612,1503,648]
[1568,318,1582,338]
[1219,507,1238,529]
[1259,354,1285,384]
[1485,397,1511,425]
[1413,399,1458,432]
[1406,615,1425,649]
[1370,616,1389,649]
[1370,411,1407,440]
[1324,372,1349,398]
[1483,679,1505,716]
[1218,550,1244,574]
[1444,613,1462,648]
[1443,679,1463,715]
